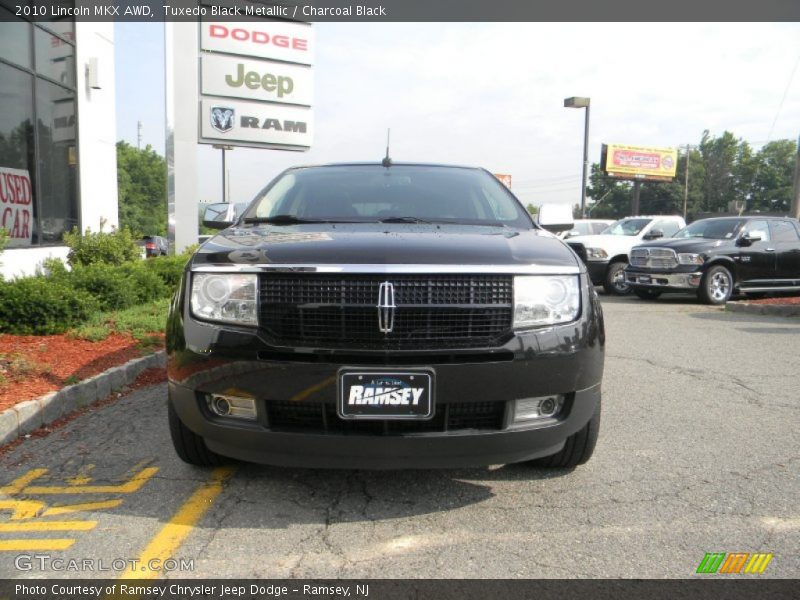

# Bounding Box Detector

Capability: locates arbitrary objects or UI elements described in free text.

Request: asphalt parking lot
[1,295,798,579]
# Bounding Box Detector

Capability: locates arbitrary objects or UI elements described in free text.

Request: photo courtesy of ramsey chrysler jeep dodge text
[166,164,604,469]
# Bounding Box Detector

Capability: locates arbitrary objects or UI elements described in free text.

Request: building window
[0,13,78,248]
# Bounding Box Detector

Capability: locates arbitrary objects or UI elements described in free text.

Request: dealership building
[0,10,118,279]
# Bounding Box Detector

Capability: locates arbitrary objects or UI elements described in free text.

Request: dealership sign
[0,167,33,247]
[200,21,314,65]
[199,19,314,150]
[201,54,313,106]
[601,144,678,181]
[200,98,313,149]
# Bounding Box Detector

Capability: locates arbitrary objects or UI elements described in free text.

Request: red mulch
[743,295,800,306]
[0,333,165,412]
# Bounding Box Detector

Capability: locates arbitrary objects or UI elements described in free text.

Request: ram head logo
[210,107,235,133]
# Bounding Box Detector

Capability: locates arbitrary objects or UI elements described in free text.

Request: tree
[746,140,796,213]
[525,203,539,216]
[117,141,166,235]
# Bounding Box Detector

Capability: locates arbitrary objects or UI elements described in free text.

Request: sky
[115,22,800,208]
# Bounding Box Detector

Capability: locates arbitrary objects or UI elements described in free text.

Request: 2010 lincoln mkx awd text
[166,163,605,469]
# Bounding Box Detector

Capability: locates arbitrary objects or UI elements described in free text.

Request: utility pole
[137,121,142,150]
[791,133,800,219]
[683,144,691,220]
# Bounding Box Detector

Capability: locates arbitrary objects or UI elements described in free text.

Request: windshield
[243,165,533,228]
[599,218,652,236]
[674,219,745,240]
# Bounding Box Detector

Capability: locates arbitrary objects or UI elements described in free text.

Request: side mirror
[537,204,575,234]
[643,229,664,240]
[736,233,761,247]
[203,203,237,229]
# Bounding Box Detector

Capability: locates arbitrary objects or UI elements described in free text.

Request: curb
[726,301,800,317]
[0,350,166,447]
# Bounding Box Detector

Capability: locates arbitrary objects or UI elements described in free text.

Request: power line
[765,49,800,144]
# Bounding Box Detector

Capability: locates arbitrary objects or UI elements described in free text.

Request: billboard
[602,144,678,181]
[494,173,512,189]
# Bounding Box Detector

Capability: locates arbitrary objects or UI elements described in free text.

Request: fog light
[512,395,564,423]
[208,394,257,420]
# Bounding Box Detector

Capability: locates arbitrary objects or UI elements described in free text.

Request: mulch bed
[741,295,800,306]
[0,333,164,412]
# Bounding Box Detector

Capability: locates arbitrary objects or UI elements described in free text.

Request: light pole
[564,96,591,218]
[212,144,234,203]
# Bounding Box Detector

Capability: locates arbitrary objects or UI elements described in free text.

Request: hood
[634,238,731,253]
[191,223,580,268]
[566,233,642,255]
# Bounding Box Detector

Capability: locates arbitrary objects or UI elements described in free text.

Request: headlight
[677,253,705,265]
[514,276,580,328]
[585,247,608,260]
[191,273,258,325]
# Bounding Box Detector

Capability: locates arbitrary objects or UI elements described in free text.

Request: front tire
[603,261,631,296]
[168,400,226,467]
[530,399,601,468]
[698,265,733,305]
[634,288,662,300]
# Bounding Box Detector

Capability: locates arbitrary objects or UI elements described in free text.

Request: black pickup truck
[624,216,800,304]
[166,163,604,469]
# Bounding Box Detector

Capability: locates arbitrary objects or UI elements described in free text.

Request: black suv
[166,164,605,469]
[625,216,800,304]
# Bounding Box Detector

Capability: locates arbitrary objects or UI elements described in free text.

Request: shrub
[142,254,189,290]
[67,263,142,311]
[118,262,168,303]
[0,277,98,335]
[64,227,141,266]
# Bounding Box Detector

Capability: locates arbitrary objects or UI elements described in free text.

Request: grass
[69,298,169,350]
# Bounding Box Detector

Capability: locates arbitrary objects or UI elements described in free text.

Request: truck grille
[265,400,506,434]
[567,242,588,265]
[259,274,513,350]
[630,248,678,269]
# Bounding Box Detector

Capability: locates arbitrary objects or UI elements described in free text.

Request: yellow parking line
[120,466,236,579]
[43,499,123,516]
[0,539,75,551]
[0,520,97,532]
[290,376,336,402]
[23,467,160,495]
[0,469,48,494]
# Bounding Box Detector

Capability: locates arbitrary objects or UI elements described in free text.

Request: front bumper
[170,382,601,468]
[625,268,703,291]
[167,273,605,469]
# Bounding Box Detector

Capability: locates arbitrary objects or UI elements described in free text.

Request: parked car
[138,235,168,257]
[166,163,605,469]
[558,219,614,239]
[567,215,686,295]
[625,216,800,304]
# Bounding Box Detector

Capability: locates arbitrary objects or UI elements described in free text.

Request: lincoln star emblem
[210,107,234,133]
[377,282,396,333]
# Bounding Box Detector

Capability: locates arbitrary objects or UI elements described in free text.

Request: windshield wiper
[379,216,433,224]
[243,215,354,225]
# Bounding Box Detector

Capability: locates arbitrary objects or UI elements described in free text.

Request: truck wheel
[634,288,662,300]
[530,399,601,468]
[603,261,631,295]
[168,400,226,467]
[698,265,733,305]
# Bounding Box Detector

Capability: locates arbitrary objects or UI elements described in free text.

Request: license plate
[338,370,434,420]
[638,275,652,284]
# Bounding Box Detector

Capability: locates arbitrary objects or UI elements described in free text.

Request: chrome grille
[630,248,678,269]
[259,274,513,350]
